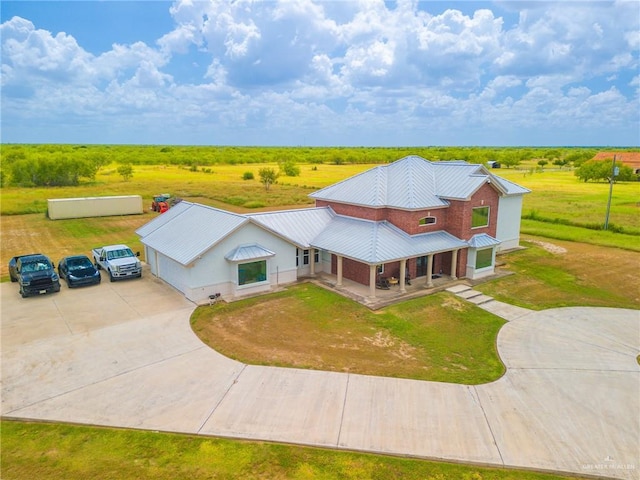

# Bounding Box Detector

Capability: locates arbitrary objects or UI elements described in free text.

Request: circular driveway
[1,275,638,479]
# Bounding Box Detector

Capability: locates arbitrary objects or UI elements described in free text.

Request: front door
[416,255,435,277]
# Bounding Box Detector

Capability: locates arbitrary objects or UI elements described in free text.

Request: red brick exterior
[321,180,501,282]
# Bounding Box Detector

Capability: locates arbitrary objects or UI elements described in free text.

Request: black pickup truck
[9,253,61,298]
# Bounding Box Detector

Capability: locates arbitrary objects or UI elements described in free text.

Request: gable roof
[309,155,527,208]
[247,207,335,248]
[136,202,248,266]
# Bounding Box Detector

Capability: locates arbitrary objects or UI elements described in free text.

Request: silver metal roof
[310,155,528,207]
[225,244,275,262]
[135,200,192,238]
[311,214,468,264]
[139,202,248,266]
[248,207,335,248]
[467,233,500,248]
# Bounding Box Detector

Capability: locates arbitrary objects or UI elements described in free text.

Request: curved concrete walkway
[1,279,638,479]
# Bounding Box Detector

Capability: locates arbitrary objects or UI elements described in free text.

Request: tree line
[1,144,635,187]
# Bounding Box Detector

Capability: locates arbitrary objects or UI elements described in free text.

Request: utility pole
[604,155,618,230]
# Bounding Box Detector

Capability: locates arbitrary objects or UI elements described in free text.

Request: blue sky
[1,1,639,146]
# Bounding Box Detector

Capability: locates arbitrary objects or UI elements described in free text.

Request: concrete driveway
[1,274,638,479]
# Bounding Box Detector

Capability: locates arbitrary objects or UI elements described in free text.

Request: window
[475,249,493,269]
[238,260,267,286]
[297,249,318,266]
[376,264,384,275]
[419,216,436,226]
[472,206,490,228]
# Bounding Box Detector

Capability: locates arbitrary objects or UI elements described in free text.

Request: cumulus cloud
[1,0,639,145]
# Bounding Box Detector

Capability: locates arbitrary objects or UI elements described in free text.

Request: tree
[117,163,134,181]
[258,167,278,191]
[537,159,548,169]
[575,159,634,182]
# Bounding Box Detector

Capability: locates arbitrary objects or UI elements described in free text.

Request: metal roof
[139,202,248,266]
[310,155,528,207]
[225,244,275,262]
[248,207,335,248]
[310,156,447,209]
[311,214,467,264]
[467,233,500,248]
[489,175,531,196]
[135,200,192,238]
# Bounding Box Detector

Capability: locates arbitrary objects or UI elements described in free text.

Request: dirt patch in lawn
[191,283,505,383]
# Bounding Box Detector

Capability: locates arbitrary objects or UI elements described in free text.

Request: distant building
[593,152,640,175]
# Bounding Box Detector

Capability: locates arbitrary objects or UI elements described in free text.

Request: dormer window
[419,216,436,226]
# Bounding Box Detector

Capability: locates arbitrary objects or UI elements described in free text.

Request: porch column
[336,255,343,287]
[309,248,316,276]
[399,259,407,293]
[426,254,434,288]
[369,264,377,298]
[450,249,458,280]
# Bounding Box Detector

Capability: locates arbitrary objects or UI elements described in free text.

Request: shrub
[242,171,254,180]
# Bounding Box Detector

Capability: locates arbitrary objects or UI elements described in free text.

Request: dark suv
[9,254,61,298]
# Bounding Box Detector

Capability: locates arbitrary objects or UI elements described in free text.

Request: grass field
[0,421,593,480]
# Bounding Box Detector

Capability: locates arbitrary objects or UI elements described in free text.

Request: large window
[471,206,490,228]
[475,249,493,269]
[238,260,267,285]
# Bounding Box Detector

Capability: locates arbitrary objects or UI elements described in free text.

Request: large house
[136,155,529,303]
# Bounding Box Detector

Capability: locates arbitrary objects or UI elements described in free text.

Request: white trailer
[47,195,143,220]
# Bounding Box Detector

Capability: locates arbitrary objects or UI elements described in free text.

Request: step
[456,289,483,299]
[445,284,472,294]
[466,294,494,305]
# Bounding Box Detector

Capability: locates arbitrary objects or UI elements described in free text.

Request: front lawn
[191,283,506,385]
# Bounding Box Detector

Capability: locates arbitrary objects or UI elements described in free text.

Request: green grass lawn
[479,236,640,310]
[192,283,505,384]
[0,421,591,480]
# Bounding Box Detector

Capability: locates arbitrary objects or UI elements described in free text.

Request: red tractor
[151,194,171,213]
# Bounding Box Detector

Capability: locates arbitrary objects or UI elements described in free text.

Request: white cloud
[1,1,638,145]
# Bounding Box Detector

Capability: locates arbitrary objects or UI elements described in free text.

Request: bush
[242,171,254,180]
[279,159,300,177]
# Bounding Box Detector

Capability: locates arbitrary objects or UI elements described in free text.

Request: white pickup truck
[92,244,142,282]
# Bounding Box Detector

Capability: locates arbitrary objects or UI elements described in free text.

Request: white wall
[48,195,143,220]
[496,195,524,251]
[179,222,299,303]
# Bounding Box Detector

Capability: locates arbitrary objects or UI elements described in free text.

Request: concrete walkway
[1,278,638,479]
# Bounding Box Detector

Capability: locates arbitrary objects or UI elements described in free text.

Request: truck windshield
[106,249,135,260]
[22,261,50,273]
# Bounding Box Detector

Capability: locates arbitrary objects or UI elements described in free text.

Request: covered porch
[311,270,467,310]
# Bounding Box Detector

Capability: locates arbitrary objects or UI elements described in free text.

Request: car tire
[20,287,27,298]
[10,276,17,283]
[109,270,115,282]
[95,262,101,270]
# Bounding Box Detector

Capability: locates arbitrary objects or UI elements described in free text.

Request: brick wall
[445,182,499,240]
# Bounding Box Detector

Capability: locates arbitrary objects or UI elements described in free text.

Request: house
[592,152,640,174]
[136,155,529,303]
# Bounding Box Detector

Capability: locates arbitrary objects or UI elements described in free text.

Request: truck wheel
[109,270,115,282]
[10,276,17,283]
[19,287,27,298]
[95,262,102,270]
